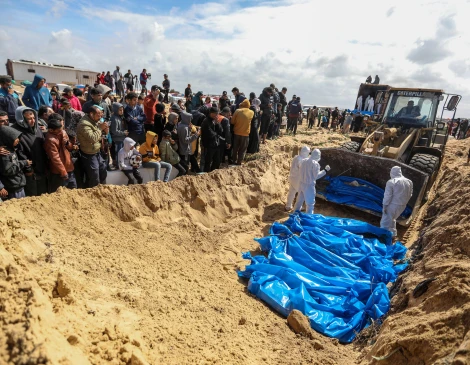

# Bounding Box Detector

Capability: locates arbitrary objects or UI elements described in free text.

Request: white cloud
[49,29,72,46]
[2,0,470,116]
[48,0,68,18]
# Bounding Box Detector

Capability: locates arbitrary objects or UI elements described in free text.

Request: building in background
[5,59,98,86]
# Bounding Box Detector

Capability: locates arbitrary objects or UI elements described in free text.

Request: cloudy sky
[2,0,469,116]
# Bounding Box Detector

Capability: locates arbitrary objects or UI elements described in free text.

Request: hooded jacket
[0,87,19,122]
[21,74,52,111]
[231,99,254,137]
[110,103,127,143]
[0,126,27,191]
[76,114,103,154]
[44,129,74,176]
[177,111,198,156]
[299,149,326,185]
[12,106,47,175]
[383,166,413,206]
[139,131,161,162]
[191,92,203,111]
[118,137,140,171]
[124,103,146,135]
[63,93,82,111]
[289,146,311,184]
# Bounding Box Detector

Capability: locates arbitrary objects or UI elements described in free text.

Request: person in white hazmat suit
[285,146,311,211]
[380,166,413,236]
[293,149,330,214]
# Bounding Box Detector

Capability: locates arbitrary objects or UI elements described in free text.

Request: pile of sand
[0,129,358,365]
[1,127,469,365]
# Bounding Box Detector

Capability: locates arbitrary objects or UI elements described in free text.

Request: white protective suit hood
[311,149,321,161]
[123,137,136,152]
[300,146,310,158]
[390,166,402,179]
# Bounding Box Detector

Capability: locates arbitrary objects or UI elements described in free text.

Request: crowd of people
[0,68,322,201]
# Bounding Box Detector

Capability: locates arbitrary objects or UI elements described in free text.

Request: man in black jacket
[279,87,287,112]
[12,106,48,196]
[162,74,170,103]
[185,84,192,98]
[259,87,273,144]
[219,107,232,165]
[201,107,223,172]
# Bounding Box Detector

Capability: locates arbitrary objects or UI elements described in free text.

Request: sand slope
[0,129,357,365]
[2,128,469,365]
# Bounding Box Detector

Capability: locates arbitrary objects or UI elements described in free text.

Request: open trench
[0,132,469,365]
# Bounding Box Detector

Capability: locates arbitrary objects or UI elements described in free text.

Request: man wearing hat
[0,75,19,124]
[162,74,170,103]
[62,86,82,111]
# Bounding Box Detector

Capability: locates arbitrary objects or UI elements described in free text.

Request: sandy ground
[0,124,469,365]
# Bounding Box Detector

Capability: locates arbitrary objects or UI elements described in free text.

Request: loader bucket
[316,148,429,226]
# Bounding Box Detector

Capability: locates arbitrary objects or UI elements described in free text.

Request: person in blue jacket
[0,75,19,124]
[124,92,146,144]
[22,74,52,111]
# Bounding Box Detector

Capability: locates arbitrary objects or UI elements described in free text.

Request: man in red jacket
[143,85,160,133]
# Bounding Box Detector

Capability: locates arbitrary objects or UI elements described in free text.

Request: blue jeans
[142,161,172,182]
[81,152,107,188]
[50,172,77,192]
[115,141,124,156]
[8,188,25,200]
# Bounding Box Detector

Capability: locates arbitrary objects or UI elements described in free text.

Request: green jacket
[77,115,102,154]
[159,139,180,165]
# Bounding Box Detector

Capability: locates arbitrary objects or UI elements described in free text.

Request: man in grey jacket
[177,111,201,173]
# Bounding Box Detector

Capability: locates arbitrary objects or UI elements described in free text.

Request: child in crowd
[159,130,186,177]
[153,103,166,146]
[44,118,77,192]
[0,125,31,199]
[118,137,143,185]
[139,131,173,182]
[110,103,128,169]
[138,94,145,107]
[51,91,60,113]
[66,129,85,189]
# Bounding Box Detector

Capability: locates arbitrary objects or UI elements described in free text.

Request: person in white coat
[293,149,330,214]
[356,95,363,111]
[367,96,375,112]
[285,146,310,211]
[364,95,370,111]
[380,166,413,236]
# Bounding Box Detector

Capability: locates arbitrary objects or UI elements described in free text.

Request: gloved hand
[325,165,331,171]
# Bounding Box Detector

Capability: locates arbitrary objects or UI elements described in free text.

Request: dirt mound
[363,138,470,365]
[0,140,357,365]
[3,127,469,365]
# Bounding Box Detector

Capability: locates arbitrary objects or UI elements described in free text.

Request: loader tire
[408,153,439,175]
[340,141,361,153]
